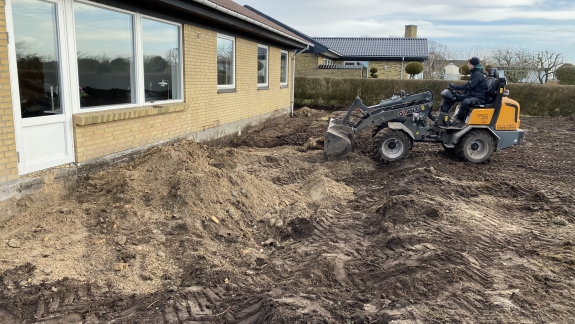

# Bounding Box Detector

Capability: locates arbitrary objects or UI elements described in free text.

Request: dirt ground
[1,106,575,323]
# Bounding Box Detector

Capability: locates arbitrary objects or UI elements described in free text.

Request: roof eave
[187,0,312,47]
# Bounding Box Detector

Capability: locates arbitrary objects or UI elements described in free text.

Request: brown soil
[1,106,575,323]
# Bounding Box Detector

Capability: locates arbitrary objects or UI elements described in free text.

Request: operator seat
[472,68,500,108]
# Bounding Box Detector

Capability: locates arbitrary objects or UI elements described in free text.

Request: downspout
[401,56,404,79]
[291,45,309,117]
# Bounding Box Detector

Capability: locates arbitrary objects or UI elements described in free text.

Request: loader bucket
[324,118,354,161]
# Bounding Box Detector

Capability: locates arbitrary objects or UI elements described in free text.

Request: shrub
[556,64,575,85]
[405,62,423,79]
[369,67,378,78]
[294,76,575,116]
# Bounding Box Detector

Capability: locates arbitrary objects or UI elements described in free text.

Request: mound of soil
[0,108,574,323]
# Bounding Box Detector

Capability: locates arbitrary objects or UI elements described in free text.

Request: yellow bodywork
[468,95,521,130]
[496,97,521,130]
[468,109,494,125]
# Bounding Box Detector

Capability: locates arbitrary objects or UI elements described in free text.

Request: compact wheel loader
[324,69,526,163]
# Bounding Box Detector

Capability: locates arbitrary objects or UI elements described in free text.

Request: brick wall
[73,24,293,163]
[294,53,321,77]
[369,61,406,79]
[296,55,411,80]
[0,0,18,183]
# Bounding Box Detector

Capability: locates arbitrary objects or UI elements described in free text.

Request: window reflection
[74,2,134,108]
[142,18,181,102]
[258,46,268,85]
[280,52,288,84]
[217,36,234,87]
[13,0,62,118]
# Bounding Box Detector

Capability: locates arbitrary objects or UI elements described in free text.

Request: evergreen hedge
[294,77,575,117]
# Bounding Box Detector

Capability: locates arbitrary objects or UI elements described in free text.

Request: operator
[447,57,488,126]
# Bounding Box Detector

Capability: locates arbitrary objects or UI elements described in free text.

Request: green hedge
[294,77,575,117]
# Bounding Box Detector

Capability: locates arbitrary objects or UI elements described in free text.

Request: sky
[240,0,575,64]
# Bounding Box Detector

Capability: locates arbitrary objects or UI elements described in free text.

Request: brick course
[0,0,18,182]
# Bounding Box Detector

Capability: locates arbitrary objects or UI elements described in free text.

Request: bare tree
[531,50,564,84]
[487,46,533,83]
[423,41,452,80]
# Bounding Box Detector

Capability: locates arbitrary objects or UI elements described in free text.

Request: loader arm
[324,91,433,161]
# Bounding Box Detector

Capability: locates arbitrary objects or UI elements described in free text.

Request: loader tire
[455,130,494,163]
[371,123,388,138]
[373,128,411,163]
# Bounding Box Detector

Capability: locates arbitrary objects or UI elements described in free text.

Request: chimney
[405,25,417,38]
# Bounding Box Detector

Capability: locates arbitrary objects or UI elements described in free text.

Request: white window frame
[140,15,184,104]
[70,0,184,113]
[280,50,288,86]
[257,44,268,88]
[323,58,333,65]
[217,33,236,90]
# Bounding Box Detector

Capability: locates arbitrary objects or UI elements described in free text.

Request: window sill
[217,88,237,93]
[280,85,289,89]
[73,102,186,126]
[257,86,269,90]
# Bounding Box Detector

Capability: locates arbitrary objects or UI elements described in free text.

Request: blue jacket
[452,68,488,100]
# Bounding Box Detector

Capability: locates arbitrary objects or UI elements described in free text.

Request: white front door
[7,0,75,175]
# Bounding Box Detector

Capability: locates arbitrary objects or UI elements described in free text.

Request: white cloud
[241,0,575,62]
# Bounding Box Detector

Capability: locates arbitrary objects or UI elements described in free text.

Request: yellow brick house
[0,0,310,187]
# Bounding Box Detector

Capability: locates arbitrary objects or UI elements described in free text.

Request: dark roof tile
[312,37,428,58]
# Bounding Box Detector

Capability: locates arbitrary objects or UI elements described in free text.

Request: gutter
[291,45,309,117]
[190,0,313,47]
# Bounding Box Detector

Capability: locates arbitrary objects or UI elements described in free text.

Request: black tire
[371,123,388,138]
[454,130,495,163]
[373,128,412,163]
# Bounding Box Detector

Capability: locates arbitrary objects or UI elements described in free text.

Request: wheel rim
[466,138,489,160]
[382,138,404,159]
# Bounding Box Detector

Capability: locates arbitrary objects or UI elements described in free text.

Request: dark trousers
[454,94,483,120]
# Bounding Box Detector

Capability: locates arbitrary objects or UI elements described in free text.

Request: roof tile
[312,37,428,58]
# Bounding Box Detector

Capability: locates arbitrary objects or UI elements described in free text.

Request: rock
[261,238,277,247]
[157,251,166,258]
[7,239,20,248]
[553,217,568,226]
[113,263,128,271]
[211,216,220,224]
[141,273,156,281]
[84,313,100,324]
[114,235,127,245]
[274,219,284,227]
[42,268,53,275]
[240,249,251,256]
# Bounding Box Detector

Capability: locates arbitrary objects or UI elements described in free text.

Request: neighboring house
[242,9,428,80]
[0,0,311,188]
[443,63,461,81]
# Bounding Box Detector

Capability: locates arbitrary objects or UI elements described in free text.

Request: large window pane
[257,46,268,85]
[74,2,134,108]
[143,18,181,102]
[13,0,62,118]
[217,36,234,87]
[280,51,288,85]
